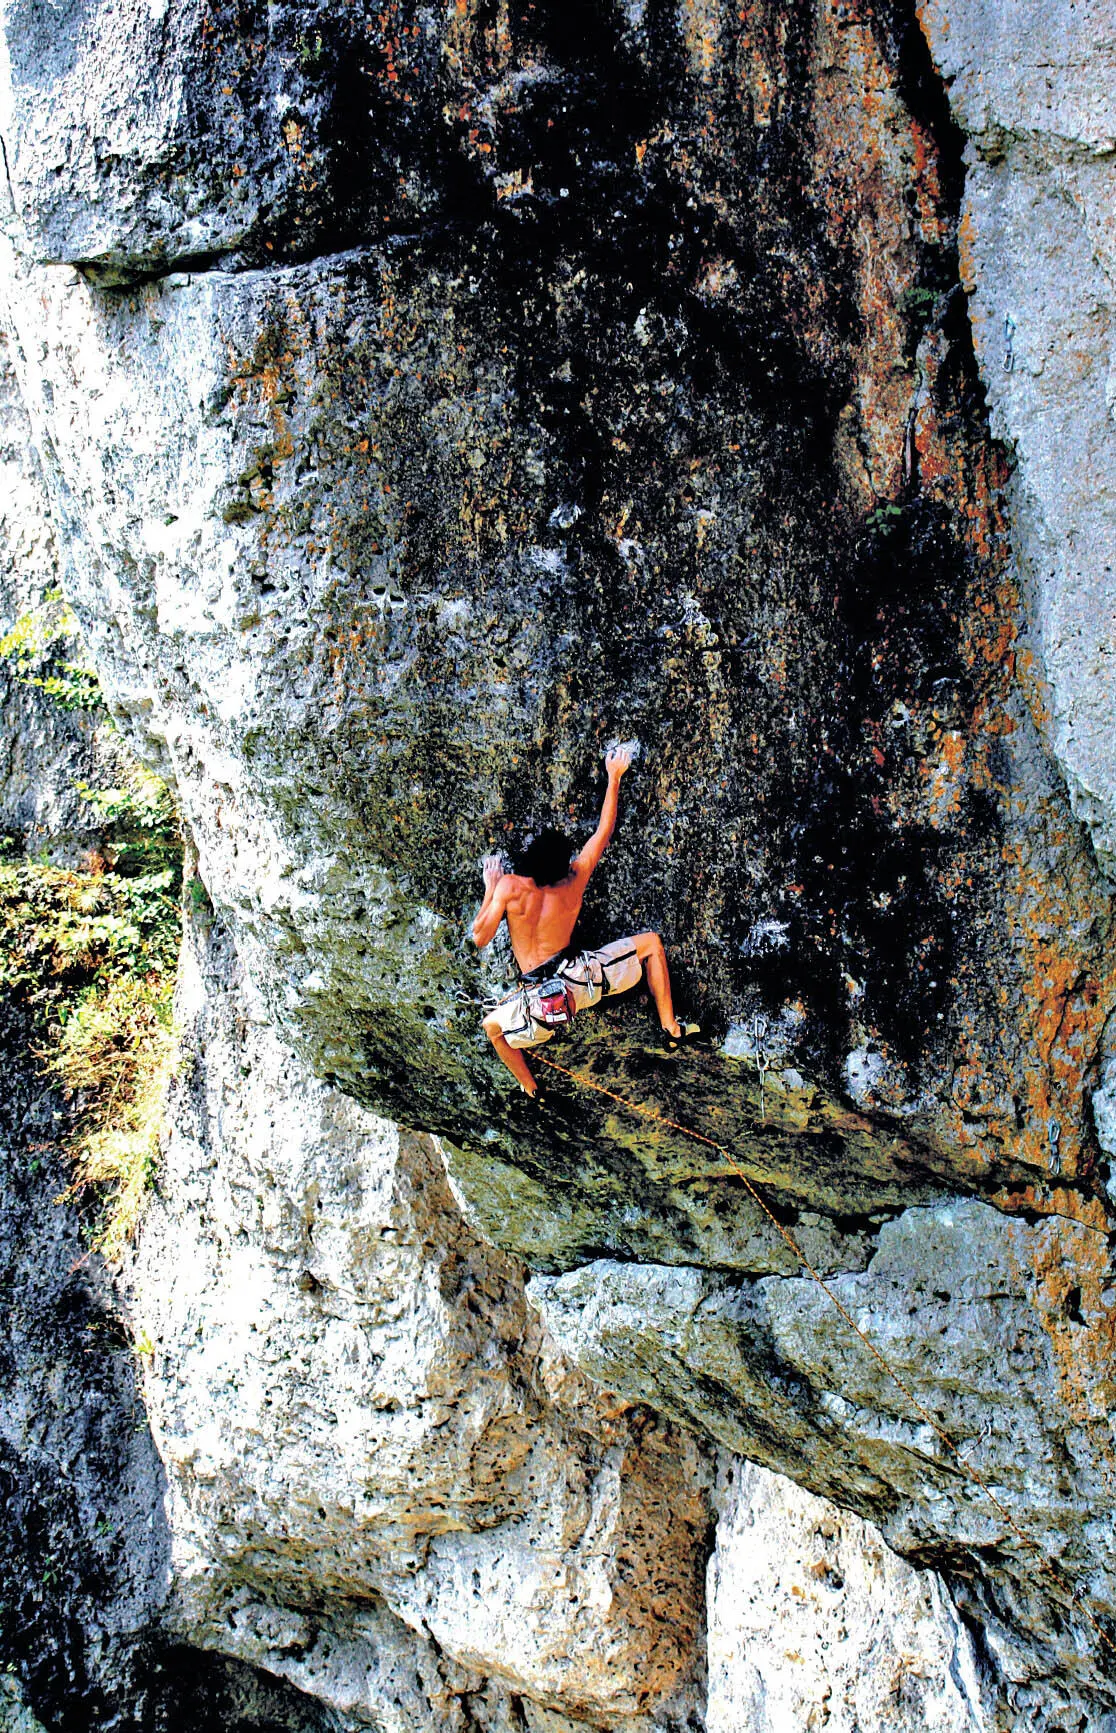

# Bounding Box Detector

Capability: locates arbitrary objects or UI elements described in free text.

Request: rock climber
[472,743,699,1097]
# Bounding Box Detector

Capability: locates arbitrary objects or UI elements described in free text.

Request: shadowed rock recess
[2,0,1116,1726]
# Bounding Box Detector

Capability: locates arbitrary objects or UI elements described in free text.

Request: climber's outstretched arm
[472,856,510,948]
[573,745,633,882]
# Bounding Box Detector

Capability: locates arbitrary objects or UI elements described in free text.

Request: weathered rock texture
[138,897,709,1730]
[920,0,1116,877]
[0,797,348,1732]
[0,995,168,1729]
[706,1455,987,1733]
[530,1217,1116,1724]
[0,328,108,859]
[2,0,1116,1724]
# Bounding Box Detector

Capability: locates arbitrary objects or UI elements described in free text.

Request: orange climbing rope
[534,1050,1116,1659]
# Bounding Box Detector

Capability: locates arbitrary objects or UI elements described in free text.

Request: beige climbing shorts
[486,937,644,1050]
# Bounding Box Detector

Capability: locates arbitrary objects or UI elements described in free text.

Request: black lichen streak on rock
[230,309,1089,1254]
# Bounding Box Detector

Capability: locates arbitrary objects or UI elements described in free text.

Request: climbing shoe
[662,1019,702,1051]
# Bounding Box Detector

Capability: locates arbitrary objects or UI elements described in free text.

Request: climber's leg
[482,1011,540,1096]
[628,931,682,1036]
[482,994,555,1097]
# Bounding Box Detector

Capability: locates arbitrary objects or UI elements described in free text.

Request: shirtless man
[473,744,698,1097]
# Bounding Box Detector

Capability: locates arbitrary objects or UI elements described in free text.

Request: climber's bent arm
[472,861,510,948]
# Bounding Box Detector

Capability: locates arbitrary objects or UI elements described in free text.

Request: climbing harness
[517,951,580,1032]
[533,1049,1116,1661]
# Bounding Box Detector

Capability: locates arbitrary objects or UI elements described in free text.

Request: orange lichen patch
[978,787,1116,1177]
[909,119,946,244]
[807,1,930,499]
[855,373,908,499]
[730,3,786,130]
[912,419,951,490]
[991,1185,1110,1238]
[1015,645,1055,732]
[910,328,970,505]
[696,256,740,298]
[924,729,965,829]
[957,208,979,293]
[795,0,1008,546]
[443,0,511,80]
[976,602,1016,670]
[681,0,723,82]
[931,698,1116,1180]
[442,0,478,74]
[494,167,534,200]
[1011,1222,1116,1435]
[915,0,949,43]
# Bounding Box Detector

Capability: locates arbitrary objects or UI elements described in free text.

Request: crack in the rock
[0,133,17,219]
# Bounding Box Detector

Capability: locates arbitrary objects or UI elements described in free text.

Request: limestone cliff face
[0,330,103,858]
[129,891,1000,1732]
[141,901,711,1730]
[705,1456,989,1732]
[2,0,1116,1726]
[920,0,1116,876]
[0,340,347,1731]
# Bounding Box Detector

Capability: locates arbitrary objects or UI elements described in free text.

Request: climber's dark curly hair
[515,828,575,887]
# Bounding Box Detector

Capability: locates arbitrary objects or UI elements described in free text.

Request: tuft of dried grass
[50,975,178,1262]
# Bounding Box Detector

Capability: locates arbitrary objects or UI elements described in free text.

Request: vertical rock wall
[0,352,350,1729]
[920,0,1116,875]
[2,0,1116,1725]
[706,1456,988,1733]
[0,329,106,857]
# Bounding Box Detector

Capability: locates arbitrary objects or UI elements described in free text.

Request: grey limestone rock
[3,0,1116,1723]
[705,1454,988,1733]
[0,1679,49,1733]
[0,326,108,858]
[529,1197,1116,1719]
[135,900,710,1729]
[920,0,1116,877]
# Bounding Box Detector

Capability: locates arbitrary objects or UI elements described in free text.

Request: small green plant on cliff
[297,27,324,66]
[0,662,182,1257]
[0,590,103,711]
[867,501,904,538]
[898,285,939,316]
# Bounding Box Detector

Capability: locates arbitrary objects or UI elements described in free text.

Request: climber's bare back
[488,869,589,975]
